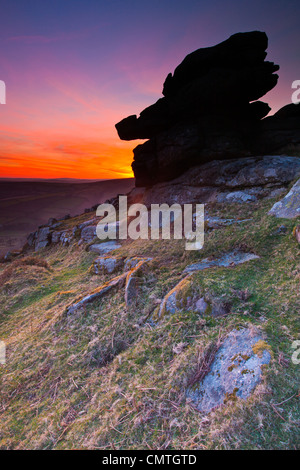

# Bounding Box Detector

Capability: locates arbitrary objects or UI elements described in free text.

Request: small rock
[184,251,259,273]
[88,241,121,255]
[186,328,272,413]
[221,191,257,203]
[194,297,209,314]
[158,276,192,317]
[80,225,97,243]
[267,187,287,199]
[269,179,300,218]
[275,225,287,234]
[93,256,124,274]
[125,275,140,306]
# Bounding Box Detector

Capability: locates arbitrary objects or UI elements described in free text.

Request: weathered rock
[217,190,257,203]
[157,277,231,318]
[67,256,152,313]
[114,30,300,187]
[158,276,192,317]
[186,328,272,413]
[78,218,98,230]
[80,225,97,243]
[135,156,300,207]
[116,32,277,142]
[66,272,128,315]
[114,31,286,186]
[194,297,209,314]
[124,258,152,306]
[88,241,121,255]
[93,255,125,275]
[266,187,287,199]
[124,256,147,271]
[173,155,300,188]
[268,179,300,218]
[60,231,73,247]
[72,226,81,239]
[27,232,37,247]
[35,227,51,251]
[204,216,252,229]
[51,231,63,244]
[184,251,259,273]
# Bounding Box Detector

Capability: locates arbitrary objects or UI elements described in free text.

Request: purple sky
[0,0,299,178]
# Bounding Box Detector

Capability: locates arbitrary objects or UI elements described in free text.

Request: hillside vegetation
[0,192,299,450]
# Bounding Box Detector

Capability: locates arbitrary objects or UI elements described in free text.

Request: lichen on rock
[186,328,272,413]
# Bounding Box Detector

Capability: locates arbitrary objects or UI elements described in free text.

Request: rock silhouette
[115,31,299,187]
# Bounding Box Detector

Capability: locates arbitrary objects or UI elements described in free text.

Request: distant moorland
[0,178,134,256]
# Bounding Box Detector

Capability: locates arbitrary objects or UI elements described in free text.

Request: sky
[0,0,299,179]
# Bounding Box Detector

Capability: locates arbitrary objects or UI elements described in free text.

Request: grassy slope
[0,193,299,450]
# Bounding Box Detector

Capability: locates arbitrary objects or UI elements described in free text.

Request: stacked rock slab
[116,31,282,187]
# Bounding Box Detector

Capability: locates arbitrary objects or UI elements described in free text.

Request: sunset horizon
[1,0,299,179]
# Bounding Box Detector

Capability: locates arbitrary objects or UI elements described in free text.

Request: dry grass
[0,194,299,449]
[187,332,223,388]
[0,256,51,286]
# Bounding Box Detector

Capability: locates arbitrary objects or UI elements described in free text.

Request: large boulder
[116,31,278,142]
[115,31,284,186]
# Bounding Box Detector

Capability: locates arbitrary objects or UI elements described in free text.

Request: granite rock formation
[127,155,300,207]
[116,31,299,187]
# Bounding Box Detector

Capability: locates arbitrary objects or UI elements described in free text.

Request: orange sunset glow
[0,1,298,180]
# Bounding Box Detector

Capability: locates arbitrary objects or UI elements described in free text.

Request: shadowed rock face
[115,31,286,186]
[116,31,278,141]
[127,155,300,207]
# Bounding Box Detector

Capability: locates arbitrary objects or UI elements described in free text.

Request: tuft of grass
[187,333,223,388]
[0,256,51,286]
